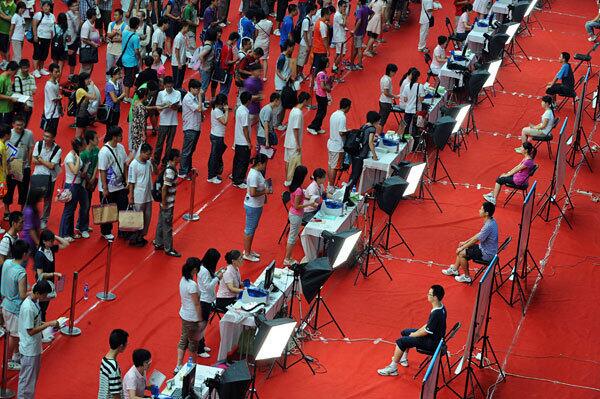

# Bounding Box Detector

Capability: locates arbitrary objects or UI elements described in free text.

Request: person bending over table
[216,250,245,310]
[455,4,473,42]
[377,285,447,376]
[483,142,537,205]
[585,0,600,42]
[442,202,498,284]
[545,52,575,99]
[517,95,555,152]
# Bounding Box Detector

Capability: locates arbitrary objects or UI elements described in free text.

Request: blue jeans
[244,205,264,236]
[586,20,600,36]
[76,185,92,233]
[208,134,226,179]
[59,183,87,237]
[181,129,201,175]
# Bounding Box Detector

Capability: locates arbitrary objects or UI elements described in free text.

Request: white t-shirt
[234,105,250,146]
[211,108,227,137]
[244,168,266,208]
[431,44,446,70]
[420,0,433,25]
[64,151,82,184]
[541,109,554,135]
[401,82,426,114]
[97,143,128,193]
[18,297,43,357]
[379,75,393,104]
[179,277,199,322]
[80,20,100,48]
[327,109,347,152]
[332,11,346,43]
[284,107,303,149]
[254,19,273,50]
[300,16,313,47]
[197,266,219,303]
[44,80,61,118]
[457,12,469,34]
[182,92,201,131]
[127,158,152,203]
[156,89,181,126]
[303,180,324,212]
[10,14,25,41]
[32,141,62,181]
[151,28,166,49]
[33,12,55,39]
[172,31,187,67]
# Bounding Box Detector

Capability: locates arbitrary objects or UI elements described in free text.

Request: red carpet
[2,0,599,398]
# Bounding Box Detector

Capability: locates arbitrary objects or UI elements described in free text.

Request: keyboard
[170,388,182,399]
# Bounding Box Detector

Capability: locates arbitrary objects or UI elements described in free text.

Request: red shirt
[221,43,234,72]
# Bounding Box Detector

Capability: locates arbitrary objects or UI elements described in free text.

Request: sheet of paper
[194,365,222,388]
[57,317,69,328]
[11,94,30,103]
[149,370,167,388]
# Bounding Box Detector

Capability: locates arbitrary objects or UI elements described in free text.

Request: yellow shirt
[0,140,7,184]
[75,88,88,105]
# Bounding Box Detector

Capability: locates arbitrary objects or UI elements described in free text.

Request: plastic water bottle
[187,356,194,371]
[83,283,89,300]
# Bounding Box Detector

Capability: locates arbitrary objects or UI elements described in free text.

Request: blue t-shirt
[477,218,498,260]
[121,30,140,68]
[556,63,574,88]
[0,259,27,315]
[239,16,255,40]
[280,15,293,45]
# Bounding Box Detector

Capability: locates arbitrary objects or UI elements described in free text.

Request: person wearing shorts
[296,4,315,77]
[442,201,498,284]
[242,154,271,262]
[328,99,350,187]
[175,258,201,373]
[31,1,55,77]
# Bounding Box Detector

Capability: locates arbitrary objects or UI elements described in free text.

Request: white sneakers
[589,35,597,42]
[207,176,222,184]
[243,252,259,262]
[81,231,90,239]
[198,352,211,358]
[274,29,280,36]
[377,363,399,376]
[40,68,50,76]
[32,70,41,78]
[234,182,247,189]
[442,266,472,283]
[307,128,318,135]
[442,266,459,276]
[455,274,472,284]
[483,192,496,205]
[103,233,115,241]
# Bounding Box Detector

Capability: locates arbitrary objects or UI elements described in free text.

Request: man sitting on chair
[545,52,575,99]
[377,285,447,376]
[442,202,498,284]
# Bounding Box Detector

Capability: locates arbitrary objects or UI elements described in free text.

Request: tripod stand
[373,212,415,254]
[535,180,574,229]
[495,249,542,313]
[265,333,316,379]
[431,148,456,188]
[299,287,345,337]
[354,196,394,284]
[566,121,594,172]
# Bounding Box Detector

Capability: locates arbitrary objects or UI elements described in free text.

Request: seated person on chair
[585,0,600,42]
[455,4,473,42]
[377,285,447,376]
[517,95,555,152]
[430,36,448,76]
[348,111,381,191]
[216,250,245,310]
[483,142,537,205]
[303,168,332,221]
[545,52,575,98]
[442,202,498,284]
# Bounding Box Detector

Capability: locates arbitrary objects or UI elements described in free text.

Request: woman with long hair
[58,137,86,240]
[243,154,272,262]
[34,229,69,342]
[207,94,229,184]
[483,142,537,205]
[216,250,245,310]
[175,257,202,374]
[51,13,69,75]
[197,248,223,357]
[284,165,317,265]
[129,87,151,156]
[307,57,332,135]
[105,66,126,128]
[398,66,417,109]
[74,72,97,138]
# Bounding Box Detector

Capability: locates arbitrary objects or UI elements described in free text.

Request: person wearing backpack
[327,97,351,190]
[30,130,62,230]
[12,60,36,127]
[348,111,380,191]
[50,13,69,77]
[0,211,23,264]
[296,3,315,79]
[3,116,33,219]
[153,148,181,257]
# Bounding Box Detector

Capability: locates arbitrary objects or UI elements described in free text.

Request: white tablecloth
[217,268,295,361]
[300,199,366,261]
[357,144,408,193]
[424,90,448,123]
[439,53,477,89]
[161,365,224,398]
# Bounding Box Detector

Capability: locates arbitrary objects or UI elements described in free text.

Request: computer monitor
[263,261,276,291]
[342,178,356,206]
[182,365,196,399]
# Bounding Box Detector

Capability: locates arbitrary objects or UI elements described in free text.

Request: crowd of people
[0,0,570,396]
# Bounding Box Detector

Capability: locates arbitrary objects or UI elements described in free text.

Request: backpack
[343,128,365,157]
[151,165,175,202]
[293,16,309,44]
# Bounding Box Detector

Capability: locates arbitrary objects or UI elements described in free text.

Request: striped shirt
[98,357,123,399]
[13,72,36,108]
[162,165,177,209]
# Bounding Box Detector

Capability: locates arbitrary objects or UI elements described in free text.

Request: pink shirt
[122,366,146,399]
[289,187,305,217]
[314,71,328,97]
[216,264,242,299]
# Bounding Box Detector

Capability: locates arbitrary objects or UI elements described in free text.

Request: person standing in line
[121,17,142,101]
[12,60,36,127]
[17,279,60,399]
[127,143,153,247]
[218,31,240,96]
[96,0,113,40]
[257,92,281,148]
[278,4,296,50]
[77,130,99,239]
[202,0,218,41]
[0,239,29,371]
[122,349,154,399]
[97,126,129,241]
[197,248,222,357]
[42,63,61,136]
[0,0,17,67]
[378,63,399,131]
[8,2,26,64]
[327,98,351,190]
[0,61,18,125]
[21,190,42,254]
[174,257,202,373]
[273,40,295,129]
[65,0,81,78]
[31,130,62,230]
[296,3,315,79]
[283,91,310,186]
[207,93,229,184]
[310,6,331,76]
[242,154,272,262]
[306,57,331,135]
[98,329,129,399]
[106,8,126,74]
[349,0,371,71]
[253,11,273,81]
[79,8,100,74]
[181,0,198,52]
[154,148,181,258]
[58,138,87,241]
[153,76,181,167]
[31,1,55,78]
[179,79,203,180]
[243,63,264,134]
[364,0,385,57]
[418,0,438,53]
[331,1,347,80]
[0,211,23,264]
[231,91,252,189]
[4,116,33,218]
[105,66,127,128]
[151,17,168,52]
[172,21,189,89]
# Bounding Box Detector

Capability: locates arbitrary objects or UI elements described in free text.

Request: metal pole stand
[182,168,199,221]
[96,240,116,301]
[60,271,82,336]
[0,328,15,398]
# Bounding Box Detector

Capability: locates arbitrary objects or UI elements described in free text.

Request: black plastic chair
[472,237,512,283]
[277,190,309,244]
[414,322,461,379]
[207,302,228,324]
[445,17,463,49]
[532,117,559,159]
[502,164,539,207]
[424,53,437,83]
[556,77,583,113]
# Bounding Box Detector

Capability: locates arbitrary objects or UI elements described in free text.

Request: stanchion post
[61,271,82,336]
[182,168,199,221]
[0,327,15,398]
[96,240,116,301]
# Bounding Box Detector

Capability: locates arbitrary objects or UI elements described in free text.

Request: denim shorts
[244,205,264,236]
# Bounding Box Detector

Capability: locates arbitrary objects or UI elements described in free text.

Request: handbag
[8,158,23,182]
[56,154,79,203]
[79,46,98,64]
[115,32,134,68]
[118,206,144,231]
[40,103,59,132]
[281,80,298,110]
[96,104,112,124]
[92,201,119,224]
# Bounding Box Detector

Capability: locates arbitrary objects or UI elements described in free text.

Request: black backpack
[343,128,365,157]
[66,90,77,117]
[281,83,297,110]
[151,166,175,202]
[293,16,309,44]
